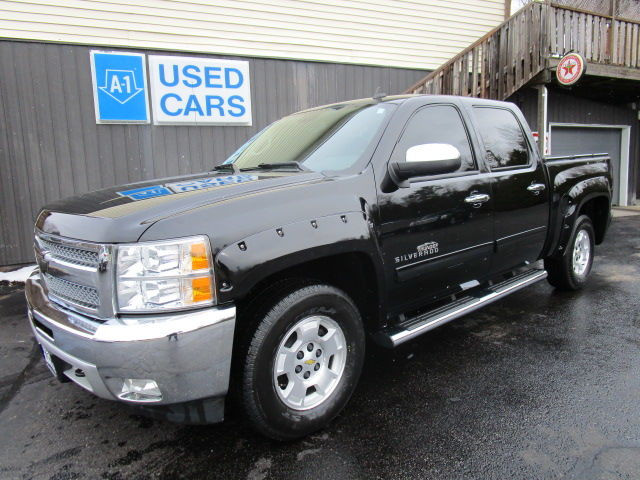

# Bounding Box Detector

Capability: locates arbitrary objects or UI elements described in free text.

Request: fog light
[118,379,162,402]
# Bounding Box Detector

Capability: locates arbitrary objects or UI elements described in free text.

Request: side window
[472,107,529,169]
[392,105,476,172]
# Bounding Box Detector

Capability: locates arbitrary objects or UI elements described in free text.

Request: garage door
[550,126,622,205]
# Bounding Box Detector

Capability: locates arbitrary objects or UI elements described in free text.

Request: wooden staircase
[405,0,640,100]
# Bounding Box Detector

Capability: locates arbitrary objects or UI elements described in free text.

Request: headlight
[116,236,215,312]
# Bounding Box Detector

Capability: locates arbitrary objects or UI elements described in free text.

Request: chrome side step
[375,269,548,348]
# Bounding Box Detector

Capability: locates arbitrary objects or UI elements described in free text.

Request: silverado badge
[395,241,439,264]
[417,241,439,255]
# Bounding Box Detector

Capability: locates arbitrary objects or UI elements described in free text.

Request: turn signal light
[190,242,210,270]
[190,276,212,303]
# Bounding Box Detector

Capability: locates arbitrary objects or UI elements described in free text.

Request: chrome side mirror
[389,143,462,187]
[406,143,461,165]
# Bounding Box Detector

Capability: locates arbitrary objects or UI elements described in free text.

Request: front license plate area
[41,347,57,377]
[40,346,69,382]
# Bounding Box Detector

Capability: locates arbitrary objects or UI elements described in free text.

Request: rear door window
[472,107,530,169]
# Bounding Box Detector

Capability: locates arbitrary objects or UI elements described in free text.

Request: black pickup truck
[25,95,612,440]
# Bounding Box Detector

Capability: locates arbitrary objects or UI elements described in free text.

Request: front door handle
[464,193,490,207]
[527,183,546,195]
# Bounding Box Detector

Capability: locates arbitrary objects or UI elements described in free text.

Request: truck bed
[543,152,612,257]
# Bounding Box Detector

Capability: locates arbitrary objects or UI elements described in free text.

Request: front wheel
[241,283,365,440]
[545,215,595,291]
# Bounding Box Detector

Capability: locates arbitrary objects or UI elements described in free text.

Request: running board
[375,269,548,348]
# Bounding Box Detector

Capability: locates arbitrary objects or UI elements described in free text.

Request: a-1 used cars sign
[90,52,252,126]
[148,56,252,126]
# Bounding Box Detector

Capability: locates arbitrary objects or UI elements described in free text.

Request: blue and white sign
[166,175,258,192]
[90,51,150,123]
[117,175,259,201]
[117,185,172,201]
[148,56,252,126]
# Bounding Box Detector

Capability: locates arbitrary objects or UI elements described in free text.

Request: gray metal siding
[550,126,623,203]
[510,86,639,204]
[0,40,428,265]
[546,90,638,207]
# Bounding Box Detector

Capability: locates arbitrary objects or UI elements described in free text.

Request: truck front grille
[37,237,99,268]
[43,273,100,310]
[34,231,114,318]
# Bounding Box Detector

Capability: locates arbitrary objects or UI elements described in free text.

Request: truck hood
[36,170,324,243]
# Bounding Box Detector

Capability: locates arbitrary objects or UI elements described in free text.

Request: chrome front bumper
[25,271,236,416]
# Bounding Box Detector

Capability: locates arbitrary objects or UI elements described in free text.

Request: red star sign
[556,53,584,85]
[562,62,576,75]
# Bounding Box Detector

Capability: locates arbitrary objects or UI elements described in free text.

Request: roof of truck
[298,94,514,114]
[385,94,514,107]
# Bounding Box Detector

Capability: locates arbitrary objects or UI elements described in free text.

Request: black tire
[545,215,595,291]
[240,283,365,440]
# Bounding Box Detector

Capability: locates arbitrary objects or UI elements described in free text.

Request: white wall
[0,0,506,70]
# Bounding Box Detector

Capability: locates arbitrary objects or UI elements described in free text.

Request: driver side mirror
[389,143,462,188]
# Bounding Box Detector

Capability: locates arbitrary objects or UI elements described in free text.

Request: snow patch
[296,448,321,461]
[246,457,271,480]
[0,265,37,283]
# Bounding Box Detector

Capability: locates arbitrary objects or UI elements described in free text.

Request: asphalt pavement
[1,215,639,480]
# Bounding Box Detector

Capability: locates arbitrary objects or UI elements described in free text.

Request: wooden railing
[550,2,640,66]
[405,0,640,100]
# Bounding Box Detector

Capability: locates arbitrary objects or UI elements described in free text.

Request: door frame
[548,122,631,206]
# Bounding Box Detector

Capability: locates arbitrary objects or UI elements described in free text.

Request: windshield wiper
[240,162,308,172]
[211,163,239,174]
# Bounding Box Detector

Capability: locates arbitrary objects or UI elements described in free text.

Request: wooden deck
[405,0,640,100]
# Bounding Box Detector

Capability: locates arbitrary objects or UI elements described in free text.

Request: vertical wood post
[610,0,618,62]
[543,0,551,68]
[536,84,548,156]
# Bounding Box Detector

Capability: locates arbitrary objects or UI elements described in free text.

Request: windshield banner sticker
[166,174,258,193]
[117,185,173,201]
[117,174,258,200]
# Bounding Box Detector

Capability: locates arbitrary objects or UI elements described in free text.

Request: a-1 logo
[98,70,144,104]
[90,51,149,123]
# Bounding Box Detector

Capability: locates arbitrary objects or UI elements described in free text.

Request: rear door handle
[464,193,490,207]
[527,183,546,194]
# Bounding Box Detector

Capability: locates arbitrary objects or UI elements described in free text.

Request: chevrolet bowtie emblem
[41,252,51,274]
[304,359,316,365]
[97,246,110,272]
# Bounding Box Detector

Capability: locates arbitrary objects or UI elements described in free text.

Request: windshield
[224,102,395,172]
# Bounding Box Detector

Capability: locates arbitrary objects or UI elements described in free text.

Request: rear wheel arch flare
[555,190,610,254]
[576,194,610,244]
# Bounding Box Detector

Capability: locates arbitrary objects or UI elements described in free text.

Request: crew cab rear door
[469,105,549,274]
[376,101,494,313]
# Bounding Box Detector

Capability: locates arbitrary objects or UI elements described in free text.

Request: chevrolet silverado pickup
[25,95,612,440]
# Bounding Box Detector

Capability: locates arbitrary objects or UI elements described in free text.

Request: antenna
[373,87,387,100]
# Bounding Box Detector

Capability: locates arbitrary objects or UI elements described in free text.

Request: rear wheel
[240,283,365,440]
[545,215,595,291]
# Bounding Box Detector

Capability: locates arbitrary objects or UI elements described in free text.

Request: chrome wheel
[572,229,591,276]
[273,315,347,411]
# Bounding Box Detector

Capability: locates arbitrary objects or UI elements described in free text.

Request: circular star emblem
[556,53,586,86]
